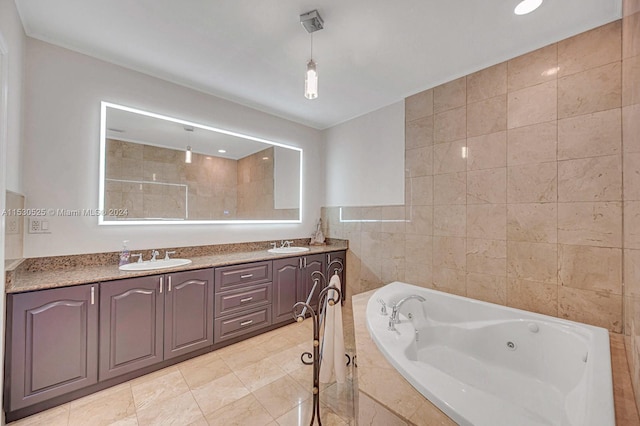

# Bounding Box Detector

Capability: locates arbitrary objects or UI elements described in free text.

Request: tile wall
[324,20,628,333]
[623,0,640,411]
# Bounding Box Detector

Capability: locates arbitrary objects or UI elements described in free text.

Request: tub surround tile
[433,205,466,237]
[434,77,467,113]
[558,62,622,119]
[466,273,507,305]
[507,162,557,203]
[558,202,622,247]
[625,201,640,249]
[467,95,507,137]
[559,286,623,332]
[624,249,640,297]
[623,54,640,107]
[466,204,507,240]
[558,109,622,160]
[405,116,434,150]
[433,236,466,271]
[405,205,433,236]
[434,140,467,174]
[507,203,558,243]
[507,80,558,129]
[432,267,467,296]
[623,105,640,153]
[507,121,557,166]
[557,21,622,77]
[405,234,433,265]
[404,264,433,289]
[434,172,466,204]
[434,107,467,144]
[467,168,506,204]
[466,238,507,276]
[557,155,622,202]
[405,89,433,122]
[408,176,433,206]
[466,131,507,171]
[507,241,558,284]
[558,245,622,294]
[507,278,559,317]
[405,146,433,178]
[467,63,507,103]
[623,11,640,58]
[624,152,640,200]
[507,44,558,92]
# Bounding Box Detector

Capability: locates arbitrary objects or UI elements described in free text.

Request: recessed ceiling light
[514,0,542,15]
[218,149,226,153]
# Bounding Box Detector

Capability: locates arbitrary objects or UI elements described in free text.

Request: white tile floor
[9,307,356,426]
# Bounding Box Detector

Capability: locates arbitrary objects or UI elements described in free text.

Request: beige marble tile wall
[324,21,627,333]
[4,191,24,260]
[623,0,640,412]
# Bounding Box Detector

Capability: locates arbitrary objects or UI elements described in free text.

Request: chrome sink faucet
[389,295,426,330]
[280,240,293,248]
[150,250,159,262]
[164,250,175,260]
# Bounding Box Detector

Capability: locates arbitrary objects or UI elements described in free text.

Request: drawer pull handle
[91,287,95,305]
[240,320,253,326]
[240,274,253,279]
[240,297,253,303]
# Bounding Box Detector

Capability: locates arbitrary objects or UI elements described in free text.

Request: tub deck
[352,289,640,426]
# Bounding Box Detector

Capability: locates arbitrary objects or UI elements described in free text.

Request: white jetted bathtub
[367,282,615,426]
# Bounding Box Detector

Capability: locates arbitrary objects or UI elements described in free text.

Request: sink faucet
[164,250,176,260]
[390,295,426,326]
[131,254,143,263]
[280,240,293,248]
[150,250,159,262]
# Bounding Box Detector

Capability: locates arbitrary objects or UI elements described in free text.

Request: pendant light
[184,125,194,163]
[300,10,323,100]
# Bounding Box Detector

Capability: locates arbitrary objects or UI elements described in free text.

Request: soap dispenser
[119,240,130,266]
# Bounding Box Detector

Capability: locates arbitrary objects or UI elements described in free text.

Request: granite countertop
[6,240,348,294]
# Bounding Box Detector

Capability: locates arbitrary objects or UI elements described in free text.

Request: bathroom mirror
[98,102,302,224]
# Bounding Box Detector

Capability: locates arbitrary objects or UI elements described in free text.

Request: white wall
[0,0,25,193]
[323,102,405,207]
[23,39,324,257]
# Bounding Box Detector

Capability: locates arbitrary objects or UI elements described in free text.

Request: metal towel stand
[292,259,346,426]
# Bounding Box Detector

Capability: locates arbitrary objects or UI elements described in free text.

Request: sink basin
[119,258,192,271]
[267,247,310,254]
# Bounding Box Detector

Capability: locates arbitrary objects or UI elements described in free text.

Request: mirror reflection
[99,102,302,224]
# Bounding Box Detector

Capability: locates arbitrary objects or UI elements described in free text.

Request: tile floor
[9,304,357,426]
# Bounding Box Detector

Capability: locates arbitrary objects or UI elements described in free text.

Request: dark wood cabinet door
[164,269,214,360]
[7,284,98,411]
[327,251,346,304]
[272,257,300,324]
[301,254,326,309]
[99,275,163,381]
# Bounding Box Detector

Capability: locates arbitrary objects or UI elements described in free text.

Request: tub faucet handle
[377,298,388,316]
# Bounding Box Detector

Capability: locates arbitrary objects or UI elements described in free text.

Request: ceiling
[15,0,621,130]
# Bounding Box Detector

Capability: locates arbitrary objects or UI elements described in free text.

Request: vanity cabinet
[214,261,272,342]
[100,268,214,379]
[272,253,326,324]
[99,275,164,381]
[164,269,214,359]
[5,284,99,411]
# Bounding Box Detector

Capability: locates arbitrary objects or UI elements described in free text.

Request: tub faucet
[390,295,426,325]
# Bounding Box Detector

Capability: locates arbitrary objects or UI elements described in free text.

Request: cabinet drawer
[214,306,271,343]
[215,282,271,318]
[215,261,272,292]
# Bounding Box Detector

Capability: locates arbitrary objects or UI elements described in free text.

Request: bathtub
[366,282,615,426]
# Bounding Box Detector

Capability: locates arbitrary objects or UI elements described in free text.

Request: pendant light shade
[300,10,323,100]
[305,60,318,100]
[185,146,192,163]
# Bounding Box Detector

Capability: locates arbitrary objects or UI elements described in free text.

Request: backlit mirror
[99,102,302,224]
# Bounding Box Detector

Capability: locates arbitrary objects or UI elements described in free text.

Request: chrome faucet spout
[390,294,426,324]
